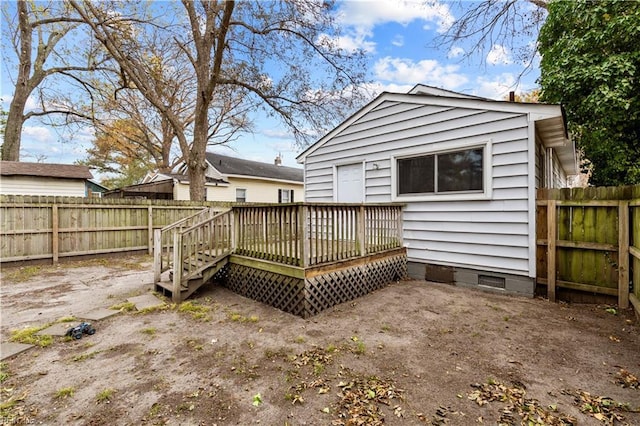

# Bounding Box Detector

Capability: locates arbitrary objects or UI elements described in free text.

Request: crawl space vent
[478,275,506,289]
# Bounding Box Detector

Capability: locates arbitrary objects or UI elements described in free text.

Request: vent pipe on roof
[274,154,282,166]
[509,91,515,102]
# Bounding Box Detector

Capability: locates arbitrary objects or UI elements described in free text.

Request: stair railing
[172,209,235,297]
[153,206,225,283]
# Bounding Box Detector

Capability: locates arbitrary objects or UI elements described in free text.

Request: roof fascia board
[225,174,303,185]
[296,92,564,162]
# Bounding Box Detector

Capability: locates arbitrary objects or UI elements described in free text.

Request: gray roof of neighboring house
[0,161,93,179]
[205,153,303,182]
[160,173,228,185]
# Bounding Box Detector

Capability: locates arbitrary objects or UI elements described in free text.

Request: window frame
[278,188,294,203]
[235,188,247,203]
[391,140,492,202]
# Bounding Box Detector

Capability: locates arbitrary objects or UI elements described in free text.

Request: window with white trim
[397,147,484,196]
[235,188,247,202]
[278,189,294,203]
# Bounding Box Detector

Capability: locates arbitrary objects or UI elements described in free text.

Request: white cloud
[22,126,53,142]
[486,44,513,65]
[335,0,454,34]
[318,32,377,54]
[447,46,464,59]
[473,73,517,100]
[373,56,468,90]
[326,1,455,54]
[391,35,404,47]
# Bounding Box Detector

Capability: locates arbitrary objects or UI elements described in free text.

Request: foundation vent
[478,275,506,289]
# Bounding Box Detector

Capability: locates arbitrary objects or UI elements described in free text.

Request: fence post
[148,206,154,255]
[172,230,182,303]
[547,200,557,302]
[153,229,161,283]
[52,204,59,264]
[619,200,630,309]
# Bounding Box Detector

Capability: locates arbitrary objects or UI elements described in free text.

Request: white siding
[0,176,86,197]
[304,100,534,277]
[174,178,302,202]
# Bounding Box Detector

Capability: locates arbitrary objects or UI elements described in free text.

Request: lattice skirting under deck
[220,251,407,318]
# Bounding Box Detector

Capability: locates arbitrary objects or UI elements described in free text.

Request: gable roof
[295,86,576,174]
[205,152,303,183]
[0,161,93,180]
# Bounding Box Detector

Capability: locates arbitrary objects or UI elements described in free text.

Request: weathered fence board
[0,195,228,263]
[537,185,640,312]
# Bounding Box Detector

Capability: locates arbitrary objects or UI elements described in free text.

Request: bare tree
[1,0,108,161]
[70,0,368,201]
[434,0,548,76]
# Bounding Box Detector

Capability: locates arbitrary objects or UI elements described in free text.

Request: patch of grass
[55,387,75,399]
[110,301,136,312]
[56,316,77,323]
[226,310,258,323]
[72,351,101,362]
[503,316,510,322]
[354,341,366,355]
[380,324,392,333]
[178,301,211,321]
[96,388,115,403]
[2,265,41,282]
[10,325,54,347]
[294,336,306,344]
[326,344,338,353]
[0,363,9,383]
[187,339,204,351]
[149,402,162,417]
[141,327,157,336]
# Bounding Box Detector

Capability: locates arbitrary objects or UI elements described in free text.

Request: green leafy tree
[538,0,640,186]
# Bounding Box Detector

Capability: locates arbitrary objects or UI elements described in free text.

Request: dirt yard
[1,255,639,425]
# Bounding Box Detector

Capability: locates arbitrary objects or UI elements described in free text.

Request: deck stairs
[153,208,234,302]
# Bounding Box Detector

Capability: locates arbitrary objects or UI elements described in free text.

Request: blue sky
[1,0,541,175]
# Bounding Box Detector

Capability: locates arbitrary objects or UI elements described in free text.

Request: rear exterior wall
[303,100,535,279]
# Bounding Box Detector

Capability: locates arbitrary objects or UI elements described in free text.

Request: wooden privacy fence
[536,186,640,313]
[0,195,228,263]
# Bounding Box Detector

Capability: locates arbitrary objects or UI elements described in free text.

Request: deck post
[357,205,366,257]
[172,230,182,303]
[618,200,629,309]
[153,229,161,283]
[230,210,237,252]
[397,206,404,247]
[299,204,309,267]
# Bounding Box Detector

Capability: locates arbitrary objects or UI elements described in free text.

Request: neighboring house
[86,179,109,197]
[0,161,96,197]
[296,84,577,296]
[105,153,303,202]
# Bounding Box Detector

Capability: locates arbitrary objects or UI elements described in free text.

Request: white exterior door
[336,163,364,203]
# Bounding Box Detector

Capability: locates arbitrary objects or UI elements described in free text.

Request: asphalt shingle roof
[0,161,93,179]
[205,153,303,182]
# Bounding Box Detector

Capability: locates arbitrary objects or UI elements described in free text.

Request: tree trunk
[2,95,27,161]
[2,0,32,161]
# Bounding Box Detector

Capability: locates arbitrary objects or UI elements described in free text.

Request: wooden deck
[153,203,406,317]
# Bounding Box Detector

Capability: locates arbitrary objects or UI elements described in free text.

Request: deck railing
[234,203,403,267]
[174,209,234,285]
[153,206,225,281]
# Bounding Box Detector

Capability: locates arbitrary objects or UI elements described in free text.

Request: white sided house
[0,161,95,197]
[296,85,577,296]
[132,153,303,203]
